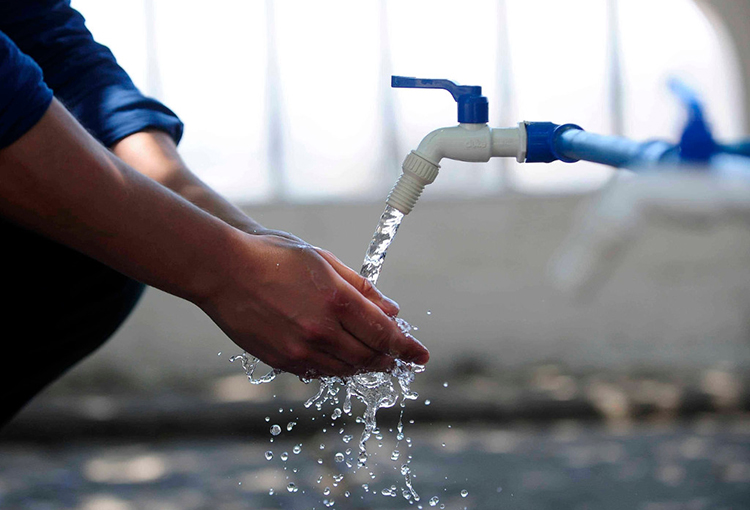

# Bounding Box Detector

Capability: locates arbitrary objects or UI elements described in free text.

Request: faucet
[386,76,750,216]
[386,77,526,215]
[386,76,750,298]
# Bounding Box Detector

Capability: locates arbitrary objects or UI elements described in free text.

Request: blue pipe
[554,127,677,168]
[524,121,678,169]
[720,141,750,158]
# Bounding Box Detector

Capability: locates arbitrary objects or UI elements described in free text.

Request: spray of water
[231,204,424,502]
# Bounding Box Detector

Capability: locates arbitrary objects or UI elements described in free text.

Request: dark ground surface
[1,413,749,510]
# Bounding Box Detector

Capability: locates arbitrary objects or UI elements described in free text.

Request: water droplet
[264,451,273,461]
[345,491,350,498]
[217,351,222,356]
[333,474,344,483]
[287,483,298,493]
[461,489,469,498]
[293,444,302,454]
[268,488,274,495]
[265,416,270,422]
[427,310,432,315]
[278,407,283,413]
[342,434,353,444]
[443,382,448,388]
[319,443,325,450]
[287,421,296,431]
[270,424,281,436]
[425,399,431,406]
[324,499,335,507]
[391,450,400,461]
[429,496,440,506]
[317,458,323,464]
[280,452,289,461]
[323,486,331,495]
[335,453,345,462]
[441,442,446,447]
[388,485,398,497]
[362,483,369,492]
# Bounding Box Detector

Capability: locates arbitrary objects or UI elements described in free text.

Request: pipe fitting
[386,151,440,215]
[387,123,526,215]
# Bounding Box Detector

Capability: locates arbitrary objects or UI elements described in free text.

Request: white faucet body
[415,122,526,165]
[387,122,527,214]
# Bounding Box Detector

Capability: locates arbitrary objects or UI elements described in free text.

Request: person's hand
[244,226,401,317]
[195,230,429,377]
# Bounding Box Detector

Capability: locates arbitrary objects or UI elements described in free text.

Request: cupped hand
[197,231,429,377]
[245,227,401,317]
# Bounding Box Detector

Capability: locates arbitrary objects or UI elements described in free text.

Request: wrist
[186,225,268,308]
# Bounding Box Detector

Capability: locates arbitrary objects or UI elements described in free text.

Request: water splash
[228,353,281,383]
[303,353,423,469]
[302,204,424,499]
[231,204,424,501]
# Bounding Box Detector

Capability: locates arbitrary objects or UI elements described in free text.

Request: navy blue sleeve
[0,1,183,147]
[0,30,54,149]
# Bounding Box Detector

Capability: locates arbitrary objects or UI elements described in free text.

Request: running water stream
[360,204,404,285]
[231,204,424,503]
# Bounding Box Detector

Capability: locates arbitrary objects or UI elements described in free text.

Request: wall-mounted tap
[387,76,750,217]
[386,77,526,215]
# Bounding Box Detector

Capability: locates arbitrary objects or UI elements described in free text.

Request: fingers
[285,350,357,378]
[315,248,400,317]
[255,228,306,244]
[336,288,429,365]
[269,335,394,378]
[318,328,396,373]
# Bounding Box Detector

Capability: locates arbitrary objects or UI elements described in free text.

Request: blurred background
[2,0,750,509]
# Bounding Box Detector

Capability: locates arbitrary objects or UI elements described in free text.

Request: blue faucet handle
[391,76,489,124]
[668,78,717,163]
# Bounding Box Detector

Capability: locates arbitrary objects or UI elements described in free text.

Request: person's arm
[0,99,429,376]
[109,129,394,307]
[1,1,397,312]
[110,129,269,234]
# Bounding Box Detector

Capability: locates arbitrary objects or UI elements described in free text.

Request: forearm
[0,99,236,303]
[111,130,263,233]
[0,100,428,376]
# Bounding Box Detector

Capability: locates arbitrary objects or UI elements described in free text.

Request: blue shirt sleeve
[0,1,183,147]
[0,30,54,149]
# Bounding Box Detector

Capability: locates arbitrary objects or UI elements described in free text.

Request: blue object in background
[524,79,748,171]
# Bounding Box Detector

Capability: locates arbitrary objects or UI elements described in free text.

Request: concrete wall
[63,193,750,393]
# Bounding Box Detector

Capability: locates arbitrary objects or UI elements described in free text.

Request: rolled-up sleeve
[0,30,54,149]
[0,0,183,147]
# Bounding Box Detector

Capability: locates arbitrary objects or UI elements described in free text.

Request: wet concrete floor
[1,415,749,510]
